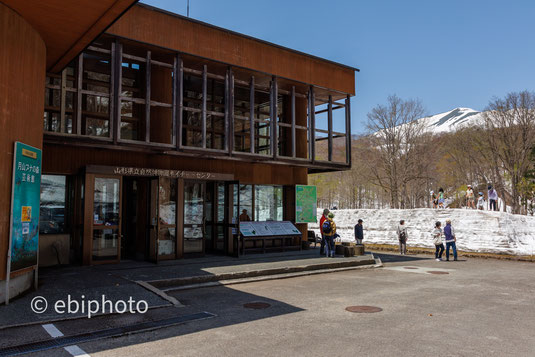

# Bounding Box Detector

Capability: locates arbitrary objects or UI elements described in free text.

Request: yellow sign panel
[21,206,32,222]
[22,148,37,159]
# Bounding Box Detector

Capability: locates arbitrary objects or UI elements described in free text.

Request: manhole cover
[427,271,449,275]
[345,306,383,313]
[243,302,271,309]
[404,267,418,269]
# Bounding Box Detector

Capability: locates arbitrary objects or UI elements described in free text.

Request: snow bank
[313,208,535,256]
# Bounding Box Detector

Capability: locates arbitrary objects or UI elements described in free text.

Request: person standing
[444,219,458,261]
[319,209,329,255]
[466,185,475,209]
[432,221,444,261]
[477,192,485,210]
[239,209,251,221]
[488,185,498,211]
[322,212,337,258]
[438,188,445,209]
[354,219,364,244]
[397,220,408,255]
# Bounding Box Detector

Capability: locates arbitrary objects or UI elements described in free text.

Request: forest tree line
[309,91,535,215]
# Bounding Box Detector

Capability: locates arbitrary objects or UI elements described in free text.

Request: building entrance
[83,166,237,264]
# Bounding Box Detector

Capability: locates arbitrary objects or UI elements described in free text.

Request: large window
[254,185,283,221]
[40,175,68,234]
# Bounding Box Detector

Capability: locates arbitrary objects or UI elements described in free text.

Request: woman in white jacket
[432,221,444,261]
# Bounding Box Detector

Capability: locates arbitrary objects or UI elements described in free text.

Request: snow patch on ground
[313,208,535,256]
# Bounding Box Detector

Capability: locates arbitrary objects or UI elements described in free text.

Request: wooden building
[0,2,357,302]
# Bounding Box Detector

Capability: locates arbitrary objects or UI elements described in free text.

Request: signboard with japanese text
[8,142,42,273]
[239,221,301,237]
[295,185,317,223]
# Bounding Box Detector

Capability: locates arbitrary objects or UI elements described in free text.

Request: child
[432,221,444,261]
[477,192,485,210]
[430,191,438,209]
[438,188,445,209]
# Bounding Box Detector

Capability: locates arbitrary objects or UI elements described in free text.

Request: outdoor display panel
[295,185,317,223]
[239,221,301,237]
[7,142,42,273]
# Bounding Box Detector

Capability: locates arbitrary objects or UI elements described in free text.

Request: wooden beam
[328,94,333,161]
[249,76,255,154]
[229,67,235,155]
[224,69,230,152]
[112,41,122,143]
[60,68,67,133]
[291,86,296,158]
[202,64,207,149]
[145,50,151,143]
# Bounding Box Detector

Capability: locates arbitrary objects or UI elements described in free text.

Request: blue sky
[141,0,535,134]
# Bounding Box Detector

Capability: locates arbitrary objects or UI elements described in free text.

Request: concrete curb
[146,255,381,292]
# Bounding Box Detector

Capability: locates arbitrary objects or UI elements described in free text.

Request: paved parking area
[3,253,535,356]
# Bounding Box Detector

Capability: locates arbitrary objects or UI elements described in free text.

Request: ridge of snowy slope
[418,107,483,134]
[313,208,535,256]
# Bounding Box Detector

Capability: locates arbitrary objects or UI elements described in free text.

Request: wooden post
[229,67,234,155]
[76,53,83,135]
[345,95,351,166]
[291,86,296,158]
[328,95,333,161]
[145,50,151,143]
[271,76,278,158]
[171,56,177,147]
[60,68,67,133]
[202,64,207,149]
[309,86,316,163]
[177,55,183,149]
[249,76,255,154]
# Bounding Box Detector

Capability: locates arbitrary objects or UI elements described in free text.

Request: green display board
[295,185,317,223]
[8,142,42,273]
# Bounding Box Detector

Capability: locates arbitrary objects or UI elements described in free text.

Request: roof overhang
[3,0,138,72]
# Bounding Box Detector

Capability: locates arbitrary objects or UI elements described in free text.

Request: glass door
[149,177,178,262]
[183,181,205,254]
[91,176,122,263]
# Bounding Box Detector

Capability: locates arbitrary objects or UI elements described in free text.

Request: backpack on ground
[322,220,332,234]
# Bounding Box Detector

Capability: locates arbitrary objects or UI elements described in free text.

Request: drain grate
[243,302,271,310]
[427,271,449,275]
[0,312,215,357]
[345,306,382,313]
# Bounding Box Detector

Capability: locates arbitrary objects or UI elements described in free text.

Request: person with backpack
[319,208,329,255]
[397,220,408,255]
[354,219,364,244]
[488,185,498,211]
[432,221,444,261]
[322,212,337,257]
[430,191,438,209]
[444,219,458,261]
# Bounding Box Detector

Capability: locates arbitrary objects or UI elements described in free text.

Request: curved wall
[0,3,46,281]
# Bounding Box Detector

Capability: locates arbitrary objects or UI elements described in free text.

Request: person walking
[354,219,364,244]
[488,185,498,211]
[319,208,329,255]
[397,220,408,255]
[432,221,444,261]
[466,185,475,209]
[444,219,458,261]
[438,188,445,209]
[430,191,438,209]
[322,212,337,257]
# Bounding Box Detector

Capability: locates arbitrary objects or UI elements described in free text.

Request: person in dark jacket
[319,208,329,255]
[354,219,364,244]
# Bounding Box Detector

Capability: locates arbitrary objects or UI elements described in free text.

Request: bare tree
[482,91,535,214]
[366,95,427,208]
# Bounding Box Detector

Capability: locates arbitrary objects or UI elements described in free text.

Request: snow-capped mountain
[416,107,483,134]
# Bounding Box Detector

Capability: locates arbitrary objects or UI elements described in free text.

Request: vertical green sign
[9,142,42,273]
[295,185,317,223]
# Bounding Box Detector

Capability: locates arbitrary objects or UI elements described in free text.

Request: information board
[239,221,302,237]
[295,185,317,223]
[8,142,42,273]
